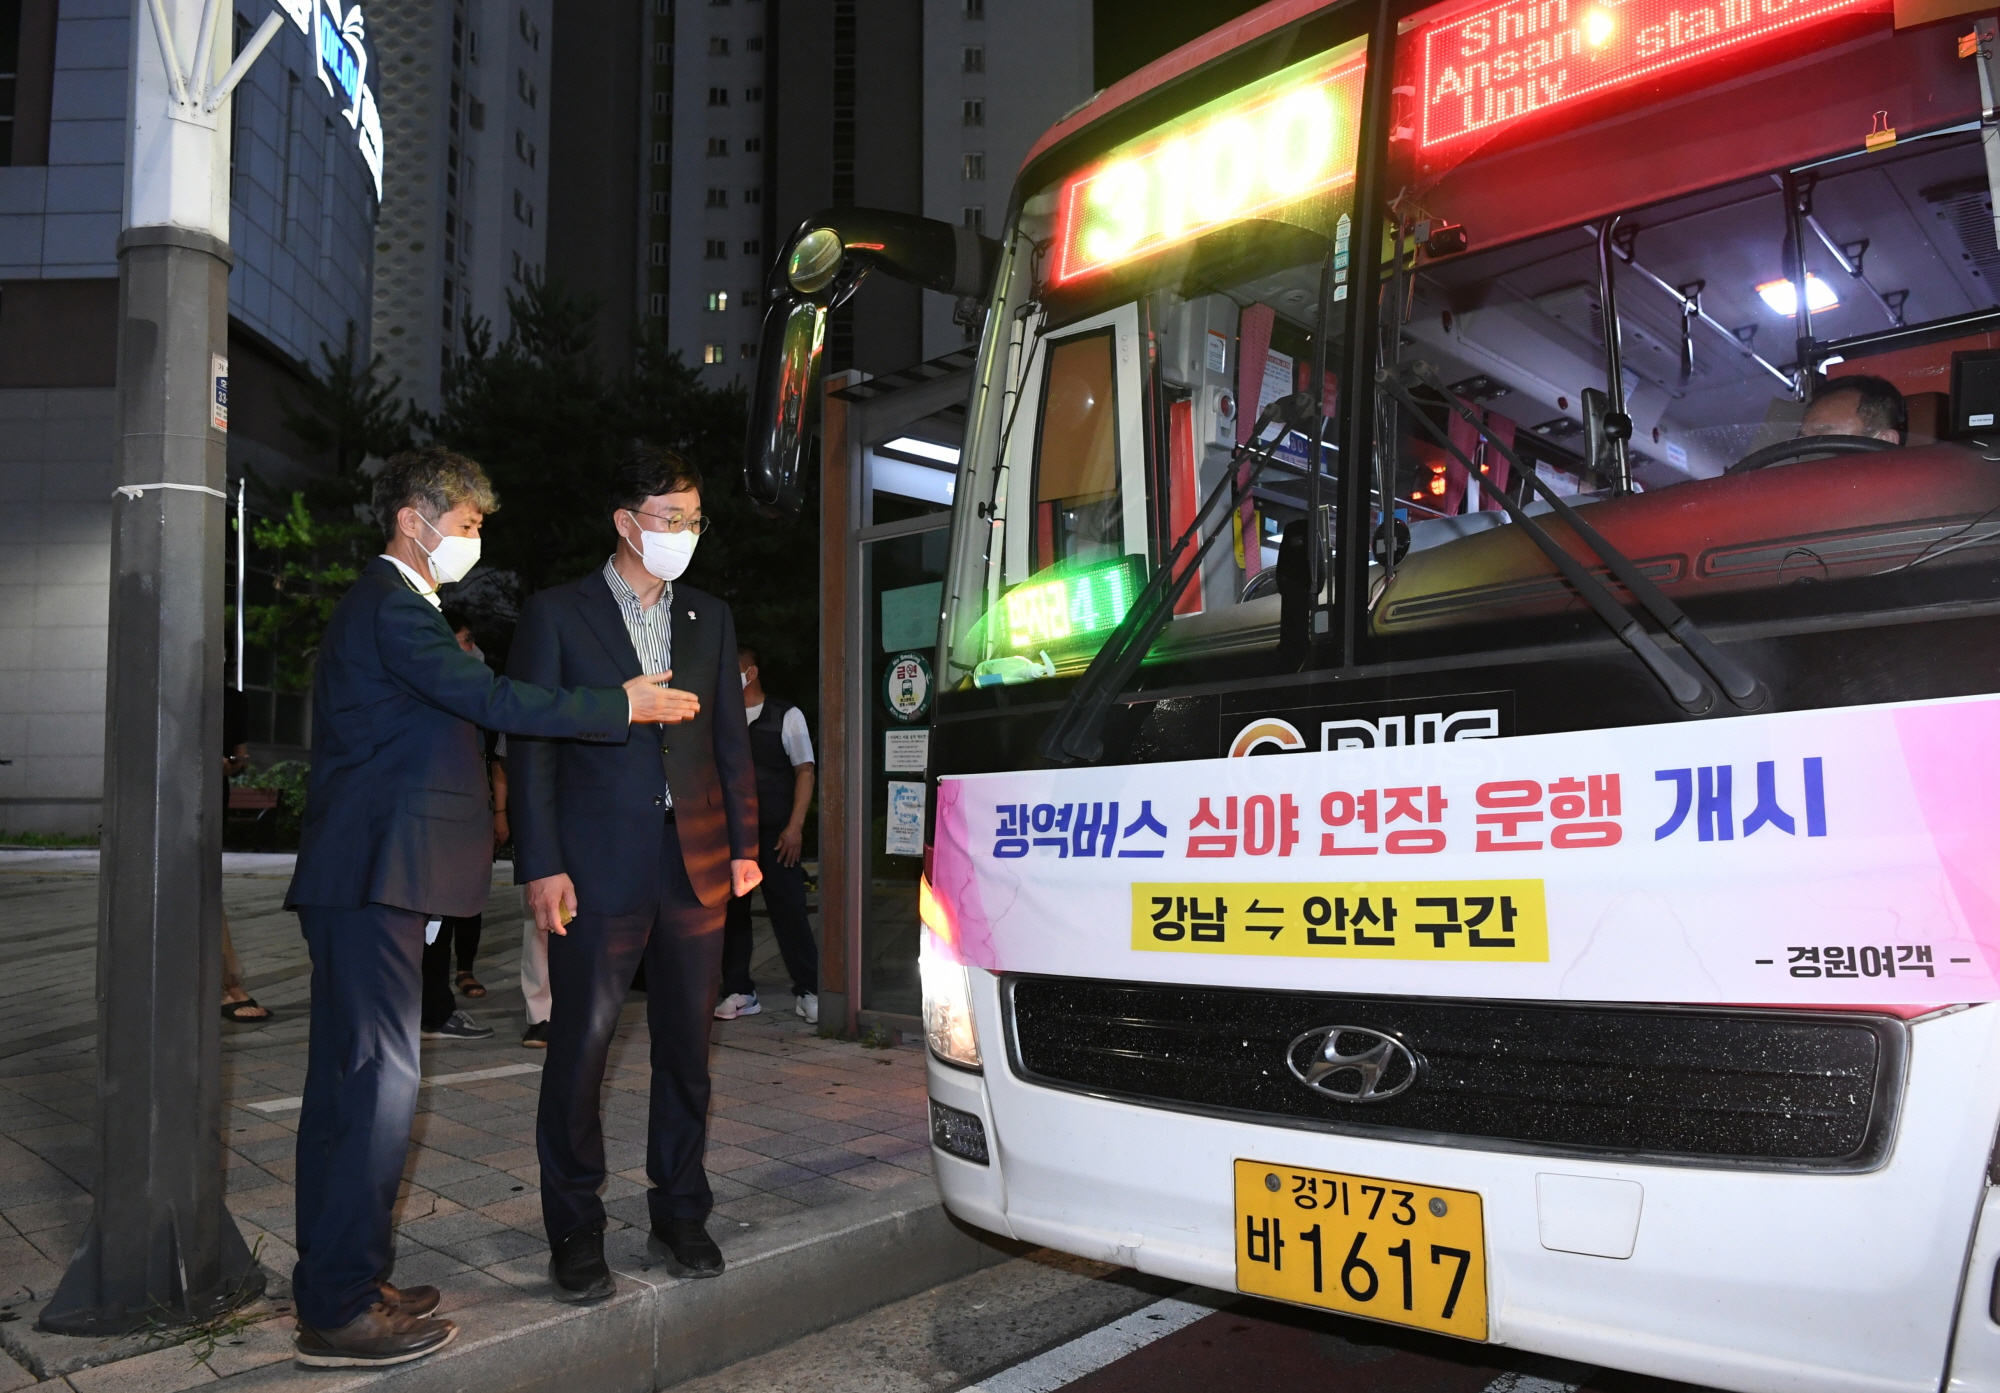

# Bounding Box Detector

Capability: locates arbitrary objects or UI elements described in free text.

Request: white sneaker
[795,993,819,1025]
[714,992,760,1020]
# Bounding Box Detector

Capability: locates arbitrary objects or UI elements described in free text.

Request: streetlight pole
[39,0,283,1337]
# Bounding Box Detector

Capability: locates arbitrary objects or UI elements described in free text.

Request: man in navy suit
[507,447,760,1302]
[284,448,695,1367]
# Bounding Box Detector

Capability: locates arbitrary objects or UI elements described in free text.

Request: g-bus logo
[1229,708,1500,757]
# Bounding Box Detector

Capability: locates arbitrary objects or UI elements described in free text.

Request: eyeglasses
[629,508,712,535]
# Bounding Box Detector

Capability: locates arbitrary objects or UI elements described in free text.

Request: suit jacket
[507,568,758,913]
[286,558,630,918]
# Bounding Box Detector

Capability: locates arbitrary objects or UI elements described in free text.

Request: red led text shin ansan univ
[1412,0,1886,149]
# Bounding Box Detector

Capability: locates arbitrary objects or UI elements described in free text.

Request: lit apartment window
[707,137,728,155]
[517,69,537,105]
[962,151,985,180]
[706,239,728,259]
[962,45,983,72]
[964,0,983,15]
[652,242,669,265]
[744,86,763,101]
[963,98,983,127]
[704,343,727,364]
[708,86,729,105]
[962,205,985,231]
[706,187,728,207]
[653,141,669,164]
[743,136,763,152]
[743,186,761,203]
[706,290,729,311]
[650,293,668,316]
[742,238,761,255]
[651,191,668,213]
[709,35,730,53]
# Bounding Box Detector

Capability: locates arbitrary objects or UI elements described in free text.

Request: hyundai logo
[1286,1025,1420,1103]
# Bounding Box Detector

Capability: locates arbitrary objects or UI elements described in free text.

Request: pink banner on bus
[926,694,2000,1005]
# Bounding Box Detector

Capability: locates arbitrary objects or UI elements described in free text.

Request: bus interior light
[1756,275,1839,316]
[883,435,962,465]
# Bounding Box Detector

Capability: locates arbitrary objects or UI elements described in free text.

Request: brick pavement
[0,854,933,1388]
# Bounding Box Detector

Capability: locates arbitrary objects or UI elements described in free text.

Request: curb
[222,1174,1015,1392]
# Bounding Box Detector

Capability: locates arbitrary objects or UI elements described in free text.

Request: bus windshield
[941,2,2000,704]
[941,35,1369,691]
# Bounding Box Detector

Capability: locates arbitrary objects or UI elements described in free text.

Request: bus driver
[1799,373,1907,446]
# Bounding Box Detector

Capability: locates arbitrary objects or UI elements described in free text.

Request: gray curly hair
[372,446,501,537]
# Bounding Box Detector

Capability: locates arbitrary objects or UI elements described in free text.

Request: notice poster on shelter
[886,780,926,857]
[926,694,2000,1005]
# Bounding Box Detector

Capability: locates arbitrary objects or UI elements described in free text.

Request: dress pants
[293,903,426,1331]
[720,831,818,999]
[538,818,725,1243]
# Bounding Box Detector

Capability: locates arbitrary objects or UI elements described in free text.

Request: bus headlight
[920,956,982,1070]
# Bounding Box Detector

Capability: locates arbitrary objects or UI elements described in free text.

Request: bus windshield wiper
[1381,362,1765,714]
[1037,391,1314,765]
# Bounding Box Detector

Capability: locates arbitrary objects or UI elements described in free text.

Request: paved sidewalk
[0,854,935,1389]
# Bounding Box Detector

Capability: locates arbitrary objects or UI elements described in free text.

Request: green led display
[1001,556,1140,653]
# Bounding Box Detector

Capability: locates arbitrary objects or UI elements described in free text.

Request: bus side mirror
[743,296,829,521]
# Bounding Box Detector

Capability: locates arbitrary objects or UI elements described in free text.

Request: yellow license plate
[1233,1159,1488,1340]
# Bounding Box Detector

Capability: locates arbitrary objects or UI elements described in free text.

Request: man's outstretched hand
[625,672,701,724]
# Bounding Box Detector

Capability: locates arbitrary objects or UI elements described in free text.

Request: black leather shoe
[378,1280,440,1318]
[294,1303,457,1367]
[648,1218,724,1278]
[550,1226,614,1303]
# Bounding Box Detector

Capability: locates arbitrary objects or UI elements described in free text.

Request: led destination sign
[1001,556,1141,653]
[1052,43,1368,284]
[1413,0,1883,149]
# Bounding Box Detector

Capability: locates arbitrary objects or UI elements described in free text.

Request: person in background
[508,447,759,1304]
[418,611,500,1043]
[715,644,820,1026]
[220,684,271,1023]
[283,447,691,1368]
[1800,374,1906,445]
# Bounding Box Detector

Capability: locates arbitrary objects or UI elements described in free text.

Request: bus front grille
[1003,976,1907,1171]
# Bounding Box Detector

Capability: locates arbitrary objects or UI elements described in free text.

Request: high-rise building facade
[918,0,1091,358]
[370,0,553,413]
[0,0,381,835]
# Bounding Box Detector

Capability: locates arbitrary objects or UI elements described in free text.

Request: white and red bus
[746,0,2000,1386]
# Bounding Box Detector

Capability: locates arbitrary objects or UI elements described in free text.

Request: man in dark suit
[507,447,760,1303]
[285,448,695,1367]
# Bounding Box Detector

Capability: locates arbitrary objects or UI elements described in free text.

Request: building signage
[268,0,383,197]
[927,693,2000,1006]
[884,652,933,723]
[887,780,927,857]
[1051,39,1368,284]
[1408,0,1885,151]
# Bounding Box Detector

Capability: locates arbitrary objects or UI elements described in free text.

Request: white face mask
[631,524,698,582]
[418,513,481,586]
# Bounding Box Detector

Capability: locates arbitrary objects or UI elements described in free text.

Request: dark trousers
[419,913,483,1030]
[538,818,725,1244]
[293,903,425,1331]
[720,831,818,998]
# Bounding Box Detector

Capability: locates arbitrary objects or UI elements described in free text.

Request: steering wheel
[1726,433,1895,474]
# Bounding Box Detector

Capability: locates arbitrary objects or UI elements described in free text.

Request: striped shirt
[604,557,675,807]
